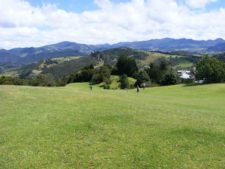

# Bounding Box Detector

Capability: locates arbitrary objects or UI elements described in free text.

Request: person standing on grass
[142,83,146,90]
[137,85,140,93]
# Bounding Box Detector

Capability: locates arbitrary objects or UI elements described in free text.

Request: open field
[0,84,225,168]
[51,56,81,63]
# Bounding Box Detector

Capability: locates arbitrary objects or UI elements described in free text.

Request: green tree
[134,70,150,86]
[120,74,129,89]
[91,73,102,84]
[147,58,170,84]
[196,56,225,83]
[160,71,178,86]
[28,74,56,86]
[116,56,138,77]
[100,66,111,83]
[0,76,25,85]
[91,65,111,85]
[68,65,95,83]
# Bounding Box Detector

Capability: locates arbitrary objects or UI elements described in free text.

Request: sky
[0,0,225,49]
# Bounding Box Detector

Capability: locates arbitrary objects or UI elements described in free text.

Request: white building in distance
[177,70,192,79]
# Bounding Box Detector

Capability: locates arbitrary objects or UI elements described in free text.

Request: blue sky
[29,0,225,12]
[29,0,130,12]
[29,0,98,12]
[206,0,225,10]
[1,0,225,48]
[178,0,225,10]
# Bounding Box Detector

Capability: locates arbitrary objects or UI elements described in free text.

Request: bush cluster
[196,56,225,83]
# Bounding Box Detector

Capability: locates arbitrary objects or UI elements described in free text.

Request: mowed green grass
[0,84,225,169]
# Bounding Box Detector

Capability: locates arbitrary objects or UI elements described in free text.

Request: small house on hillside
[177,70,195,83]
[177,70,192,80]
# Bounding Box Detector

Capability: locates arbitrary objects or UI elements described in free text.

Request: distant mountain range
[1,38,225,65]
[113,38,225,52]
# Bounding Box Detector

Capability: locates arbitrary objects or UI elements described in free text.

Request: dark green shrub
[134,70,150,87]
[147,58,171,84]
[91,73,102,84]
[160,71,178,86]
[196,56,225,83]
[120,74,129,89]
[116,56,138,77]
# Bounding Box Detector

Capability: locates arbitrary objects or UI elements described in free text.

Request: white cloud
[185,0,217,8]
[0,0,225,49]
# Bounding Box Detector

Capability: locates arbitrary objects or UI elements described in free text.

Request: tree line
[67,56,180,89]
[1,55,225,88]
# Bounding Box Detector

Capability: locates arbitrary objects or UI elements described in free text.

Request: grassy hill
[0,48,201,82]
[91,48,200,70]
[1,56,97,80]
[0,84,225,168]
